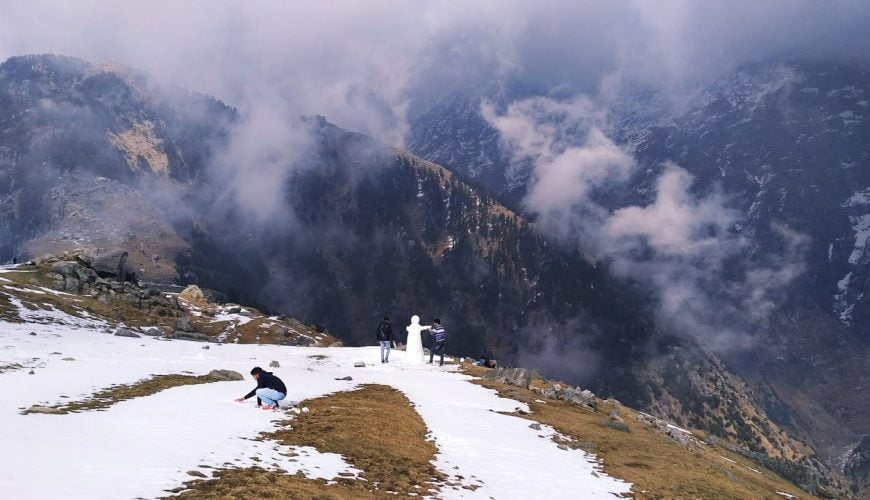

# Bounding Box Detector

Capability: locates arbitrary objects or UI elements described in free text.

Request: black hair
[433,318,441,324]
[250,366,264,375]
[383,316,390,321]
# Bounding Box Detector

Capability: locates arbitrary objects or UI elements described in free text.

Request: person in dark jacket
[429,318,448,366]
[235,367,287,410]
[376,316,395,363]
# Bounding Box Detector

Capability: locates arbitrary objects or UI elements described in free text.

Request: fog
[2,1,868,145]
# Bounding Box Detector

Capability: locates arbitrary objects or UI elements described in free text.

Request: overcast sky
[1,0,868,145]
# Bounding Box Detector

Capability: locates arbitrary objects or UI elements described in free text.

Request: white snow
[847,214,870,264]
[775,491,797,499]
[0,306,631,499]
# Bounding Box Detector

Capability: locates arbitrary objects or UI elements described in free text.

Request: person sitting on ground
[376,316,396,363]
[235,366,287,410]
[429,318,448,366]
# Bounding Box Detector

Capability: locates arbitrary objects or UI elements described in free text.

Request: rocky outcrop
[480,367,542,389]
[481,367,597,409]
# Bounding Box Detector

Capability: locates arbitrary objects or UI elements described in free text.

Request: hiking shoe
[262,404,277,410]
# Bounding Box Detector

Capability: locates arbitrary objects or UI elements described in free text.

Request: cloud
[482,97,632,240]
[603,164,738,257]
[482,94,807,354]
[1,1,868,146]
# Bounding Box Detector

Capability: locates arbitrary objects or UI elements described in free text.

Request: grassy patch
[0,292,21,322]
[463,365,811,500]
[172,384,443,499]
[25,373,231,414]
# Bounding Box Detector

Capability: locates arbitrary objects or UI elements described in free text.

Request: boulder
[168,331,212,342]
[114,328,141,338]
[81,248,134,282]
[179,285,205,302]
[202,345,210,350]
[269,360,280,368]
[283,336,314,347]
[142,328,162,337]
[354,361,366,368]
[206,369,244,381]
[176,317,195,332]
[25,405,64,415]
[50,261,80,278]
[226,305,242,314]
[63,278,82,293]
[75,266,99,285]
[335,376,353,381]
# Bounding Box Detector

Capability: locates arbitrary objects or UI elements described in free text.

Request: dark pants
[430,340,446,365]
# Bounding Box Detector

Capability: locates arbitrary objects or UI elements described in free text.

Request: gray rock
[114,328,141,338]
[226,305,242,314]
[28,370,35,375]
[281,335,314,347]
[168,331,212,342]
[202,345,210,350]
[529,423,542,431]
[50,261,80,278]
[206,369,244,381]
[335,376,353,381]
[81,248,133,281]
[29,332,36,336]
[480,367,543,389]
[269,360,280,368]
[75,266,99,285]
[61,357,75,361]
[63,277,81,293]
[354,361,366,368]
[176,317,195,332]
[142,328,162,337]
[25,405,64,415]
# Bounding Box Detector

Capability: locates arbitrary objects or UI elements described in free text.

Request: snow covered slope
[0,296,630,499]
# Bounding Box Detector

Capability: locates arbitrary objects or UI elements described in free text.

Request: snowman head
[410,315,420,325]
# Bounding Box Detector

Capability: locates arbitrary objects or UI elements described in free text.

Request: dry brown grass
[463,365,811,500]
[25,374,229,414]
[172,384,443,499]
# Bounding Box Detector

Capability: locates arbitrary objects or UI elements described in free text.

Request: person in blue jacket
[235,366,286,410]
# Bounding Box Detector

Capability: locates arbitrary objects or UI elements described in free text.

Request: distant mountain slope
[407,59,870,491]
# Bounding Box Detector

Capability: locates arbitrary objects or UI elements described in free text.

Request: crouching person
[235,366,287,410]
